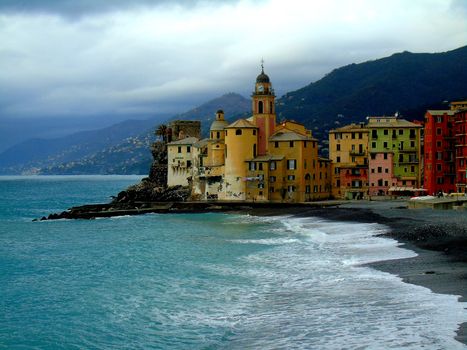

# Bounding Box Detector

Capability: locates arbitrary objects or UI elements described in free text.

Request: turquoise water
[0,176,466,349]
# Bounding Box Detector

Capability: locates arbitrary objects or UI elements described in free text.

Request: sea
[0,175,465,349]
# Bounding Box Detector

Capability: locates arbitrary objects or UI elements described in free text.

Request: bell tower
[252,60,276,155]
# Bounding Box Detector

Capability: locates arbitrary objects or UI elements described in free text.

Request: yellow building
[329,123,369,199]
[172,64,332,203]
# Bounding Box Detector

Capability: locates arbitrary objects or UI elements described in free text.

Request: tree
[155,124,168,143]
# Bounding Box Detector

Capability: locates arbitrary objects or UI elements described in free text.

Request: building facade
[423,110,456,195]
[328,123,369,199]
[167,66,332,202]
[367,116,422,196]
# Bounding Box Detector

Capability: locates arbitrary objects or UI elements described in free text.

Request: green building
[366,116,422,196]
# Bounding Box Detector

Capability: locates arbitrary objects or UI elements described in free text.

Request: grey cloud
[0,0,239,18]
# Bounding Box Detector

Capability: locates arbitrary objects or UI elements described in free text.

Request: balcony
[350,150,366,156]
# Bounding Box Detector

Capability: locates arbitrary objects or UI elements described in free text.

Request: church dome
[256,70,270,83]
[210,119,229,131]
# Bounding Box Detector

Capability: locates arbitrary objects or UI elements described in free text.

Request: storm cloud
[0,0,466,122]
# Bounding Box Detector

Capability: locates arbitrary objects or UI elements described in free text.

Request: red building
[424,110,456,195]
[454,108,467,193]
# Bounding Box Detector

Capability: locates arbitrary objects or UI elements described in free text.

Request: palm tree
[155,124,167,143]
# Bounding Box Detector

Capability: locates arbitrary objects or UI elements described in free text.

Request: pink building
[368,153,394,196]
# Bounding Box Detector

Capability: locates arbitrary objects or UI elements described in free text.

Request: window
[287,185,295,192]
[437,177,444,184]
[187,160,192,168]
[384,153,388,160]
[383,141,388,148]
[258,163,263,171]
[437,116,442,123]
[399,129,403,135]
[410,129,416,138]
[336,144,341,151]
[269,187,275,193]
[187,146,191,153]
[249,162,256,171]
[336,156,341,163]
[436,128,442,135]
[258,101,263,113]
[352,132,356,139]
[351,157,356,162]
[270,161,276,171]
[275,141,279,148]
[384,181,388,186]
[253,144,256,157]
[436,152,442,160]
[306,185,311,193]
[236,129,242,135]
[436,141,442,148]
[411,141,416,148]
[253,130,256,135]
[289,141,294,148]
[178,146,182,153]
[287,175,295,180]
[287,159,297,170]
[377,167,382,173]
[371,168,375,173]
[372,130,377,138]
[336,180,340,187]
[258,183,264,189]
[216,132,220,139]
[359,133,363,139]
[411,166,415,172]
[385,168,389,173]
[384,129,389,135]
[269,176,276,182]
[378,179,383,186]
[370,153,376,160]
[371,142,376,148]
[437,164,442,171]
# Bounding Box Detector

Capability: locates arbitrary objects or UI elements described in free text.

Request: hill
[276,45,467,152]
[0,93,250,174]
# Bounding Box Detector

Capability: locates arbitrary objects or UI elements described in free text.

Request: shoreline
[37,199,467,344]
[267,201,467,345]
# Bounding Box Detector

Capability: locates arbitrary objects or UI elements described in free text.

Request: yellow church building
[170,65,332,202]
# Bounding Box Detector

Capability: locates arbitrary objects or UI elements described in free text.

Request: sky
[0,0,466,148]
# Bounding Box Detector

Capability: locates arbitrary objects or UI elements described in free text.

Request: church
[167,65,332,202]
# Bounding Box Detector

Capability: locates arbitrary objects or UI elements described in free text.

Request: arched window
[258,101,263,114]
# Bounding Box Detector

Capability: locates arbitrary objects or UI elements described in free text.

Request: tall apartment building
[367,116,422,196]
[422,101,467,194]
[328,123,369,199]
[454,104,467,193]
[424,110,456,195]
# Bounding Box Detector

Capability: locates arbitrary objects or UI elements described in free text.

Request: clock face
[257,84,264,92]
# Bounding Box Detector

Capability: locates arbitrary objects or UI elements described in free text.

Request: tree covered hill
[276,45,467,151]
[0,93,250,174]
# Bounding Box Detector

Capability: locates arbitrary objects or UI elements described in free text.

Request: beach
[254,200,467,345]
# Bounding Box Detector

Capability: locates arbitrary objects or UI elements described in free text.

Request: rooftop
[269,131,316,142]
[167,136,199,145]
[226,119,257,129]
